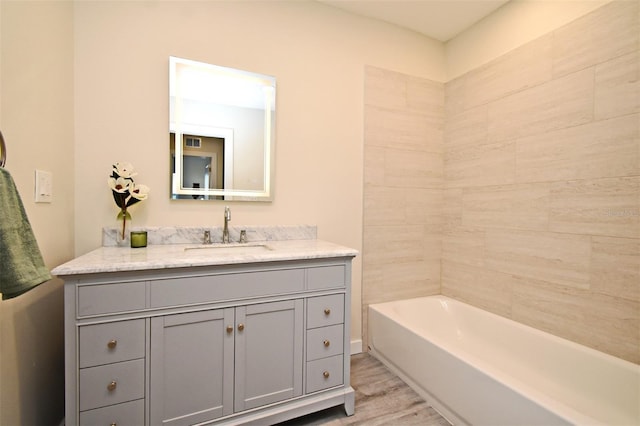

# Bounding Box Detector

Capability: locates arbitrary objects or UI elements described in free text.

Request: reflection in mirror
[169,57,275,201]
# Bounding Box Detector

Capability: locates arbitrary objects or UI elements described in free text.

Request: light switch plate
[35,169,52,203]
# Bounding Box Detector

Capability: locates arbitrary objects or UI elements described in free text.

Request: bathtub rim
[370,295,639,370]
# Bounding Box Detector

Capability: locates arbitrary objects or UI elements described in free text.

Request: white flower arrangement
[108,162,150,239]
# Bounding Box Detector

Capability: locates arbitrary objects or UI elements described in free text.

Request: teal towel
[0,168,51,299]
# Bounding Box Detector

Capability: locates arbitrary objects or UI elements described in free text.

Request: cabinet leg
[344,389,355,416]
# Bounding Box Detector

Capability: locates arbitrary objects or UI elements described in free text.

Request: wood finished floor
[278,353,450,425]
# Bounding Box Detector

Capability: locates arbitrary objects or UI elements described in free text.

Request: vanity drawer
[307,265,346,290]
[306,324,344,361]
[306,355,344,393]
[79,398,144,425]
[151,268,305,308]
[307,294,344,329]
[78,281,147,317]
[79,319,145,368]
[79,359,145,411]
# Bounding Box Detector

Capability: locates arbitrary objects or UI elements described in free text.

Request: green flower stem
[117,208,131,240]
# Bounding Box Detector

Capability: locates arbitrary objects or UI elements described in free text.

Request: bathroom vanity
[53,226,357,426]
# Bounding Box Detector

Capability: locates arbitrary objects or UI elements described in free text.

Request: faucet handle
[239,230,247,243]
[203,230,211,244]
[225,206,231,221]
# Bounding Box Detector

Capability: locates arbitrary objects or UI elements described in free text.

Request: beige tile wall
[443,0,639,363]
[363,66,444,347]
[363,1,639,363]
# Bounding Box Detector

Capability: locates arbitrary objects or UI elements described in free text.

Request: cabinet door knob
[107,339,117,349]
[110,423,117,426]
[238,323,245,332]
[324,308,331,316]
[323,371,330,379]
[323,339,330,347]
[107,381,117,392]
[226,325,233,334]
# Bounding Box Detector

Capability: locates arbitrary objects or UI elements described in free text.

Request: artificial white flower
[113,162,137,179]
[108,176,132,193]
[129,183,150,201]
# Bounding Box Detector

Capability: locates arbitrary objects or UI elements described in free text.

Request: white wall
[1,1,75,269]
[0,1,73,424]
[446,0,613,79]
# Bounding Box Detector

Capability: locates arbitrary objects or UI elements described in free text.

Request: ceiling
[318,0,511,42]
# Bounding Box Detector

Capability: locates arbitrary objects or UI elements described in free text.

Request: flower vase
[116,211,131,247]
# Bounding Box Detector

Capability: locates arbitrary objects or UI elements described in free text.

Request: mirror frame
[169,56,276,201]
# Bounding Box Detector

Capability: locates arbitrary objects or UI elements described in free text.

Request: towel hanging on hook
[0,167,52,298]
[0,130,6,168]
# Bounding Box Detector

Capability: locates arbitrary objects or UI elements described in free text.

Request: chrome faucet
[222,206,231,243]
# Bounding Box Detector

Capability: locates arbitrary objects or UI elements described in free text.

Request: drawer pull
[107,381,117,392]
[238,323,245,332]
[324,308,331,316]
[323,371,330,379]
[110,423,117,426]
[323,339,330,347]
[107,339,117,349]
[226,325,233,334]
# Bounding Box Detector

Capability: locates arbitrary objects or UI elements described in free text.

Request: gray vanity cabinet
[149,300,304,425]
[62,256,355,426]
[233,300,304,412]
[149,308,234,425]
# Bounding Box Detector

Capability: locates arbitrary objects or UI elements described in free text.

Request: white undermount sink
[184,243,273,254]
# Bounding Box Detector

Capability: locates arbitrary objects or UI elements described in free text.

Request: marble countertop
[51,239,358,277]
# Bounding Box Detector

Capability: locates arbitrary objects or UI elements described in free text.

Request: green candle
[130,231,147,248]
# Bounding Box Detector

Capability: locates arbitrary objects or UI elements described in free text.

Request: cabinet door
[234,299,303,412]
[150,308,234,426]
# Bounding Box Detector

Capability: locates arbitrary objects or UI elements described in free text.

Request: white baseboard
[350,339,363,355]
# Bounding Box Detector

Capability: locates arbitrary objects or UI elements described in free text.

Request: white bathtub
[368,296,640,426]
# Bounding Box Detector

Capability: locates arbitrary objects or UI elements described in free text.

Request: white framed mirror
[169,56,276,201]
